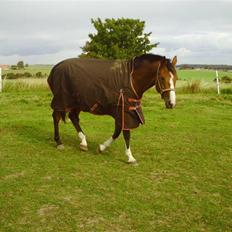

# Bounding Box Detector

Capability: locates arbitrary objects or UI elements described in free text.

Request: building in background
[0,64,9,70]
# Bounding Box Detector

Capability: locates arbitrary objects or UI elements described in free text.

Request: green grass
[0,88,232,231]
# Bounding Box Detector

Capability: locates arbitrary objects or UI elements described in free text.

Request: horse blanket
[47,58,144,130]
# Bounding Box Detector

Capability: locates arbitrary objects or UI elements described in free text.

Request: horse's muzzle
[165,100,175,109]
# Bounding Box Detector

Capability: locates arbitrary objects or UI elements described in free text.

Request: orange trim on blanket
[128,98,141,103]
[117,89,125,130]
[130,73,139,98]
[136,109,145,125]
[121,91,125,130]
[129,105,141,111]
[90,103,98,112]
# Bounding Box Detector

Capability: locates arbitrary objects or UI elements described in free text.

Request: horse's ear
[172,56,177,66]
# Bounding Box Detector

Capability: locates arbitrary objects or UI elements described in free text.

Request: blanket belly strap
[129,104,141,111]
[117,89,125,130]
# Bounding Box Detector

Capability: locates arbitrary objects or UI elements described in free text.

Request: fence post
[0,67,2,92]
[216,70,220,95]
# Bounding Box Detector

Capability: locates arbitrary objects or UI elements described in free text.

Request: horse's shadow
[11,123,101,155]
[11,123,137,165]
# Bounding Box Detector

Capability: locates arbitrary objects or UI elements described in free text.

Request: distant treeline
[3,72,47,79]
[177,64,232,71]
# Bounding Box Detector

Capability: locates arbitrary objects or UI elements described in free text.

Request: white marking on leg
[78,132,87,147]
[99,137,113,152]
[125,146,136,163]
[169,72,176,106]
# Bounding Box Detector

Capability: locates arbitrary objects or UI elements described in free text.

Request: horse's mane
[132,53,175,73]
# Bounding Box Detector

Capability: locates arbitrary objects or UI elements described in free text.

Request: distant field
[177,69,232,81]
[2,65,232,82]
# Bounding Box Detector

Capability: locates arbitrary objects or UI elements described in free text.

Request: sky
[0,0,232,65]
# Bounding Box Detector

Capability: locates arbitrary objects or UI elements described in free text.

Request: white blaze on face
[169,72,176,106]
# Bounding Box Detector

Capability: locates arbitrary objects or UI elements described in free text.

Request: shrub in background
[6,73,17,79]
[24,72,32,78]
[180,80,202,94]
[221,76,232,83]
[11,65,18,70]
[35,72,43,78]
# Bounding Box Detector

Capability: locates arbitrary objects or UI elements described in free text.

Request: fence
[0,67,222,94]
[0,67,2,92]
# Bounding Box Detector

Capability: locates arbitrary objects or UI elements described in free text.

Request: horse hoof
[57,144,65,150]
[80,144,88,151]
[97,144,104,153]
[127,160,138,166]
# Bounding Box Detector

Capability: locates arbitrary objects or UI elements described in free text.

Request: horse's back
[48,58,131,113]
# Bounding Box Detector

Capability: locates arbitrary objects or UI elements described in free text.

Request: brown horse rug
[47,58,144,130]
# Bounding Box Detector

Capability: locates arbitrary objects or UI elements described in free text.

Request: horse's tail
[47,60,65,93]
[47,68,55,93]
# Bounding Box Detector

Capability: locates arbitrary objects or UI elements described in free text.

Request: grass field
[0,86,232,231]
[177,69,232,81]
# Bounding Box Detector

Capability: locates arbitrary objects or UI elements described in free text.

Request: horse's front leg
[123,130,137,164]
[98,122,121,152]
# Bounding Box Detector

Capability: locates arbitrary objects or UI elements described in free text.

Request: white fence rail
[0,67,2,92]
[215,70,220,95]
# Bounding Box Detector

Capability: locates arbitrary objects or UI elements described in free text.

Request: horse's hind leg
[52,111,64,150]
[98,121,121,152]
[68,110,88,151]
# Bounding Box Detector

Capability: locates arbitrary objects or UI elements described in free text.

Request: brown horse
[48,54,178,163]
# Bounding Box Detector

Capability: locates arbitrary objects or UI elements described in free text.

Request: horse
[47,54,178,164]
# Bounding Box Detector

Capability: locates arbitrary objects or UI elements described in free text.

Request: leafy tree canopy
[80,18,158,59]
[17,61,24,69]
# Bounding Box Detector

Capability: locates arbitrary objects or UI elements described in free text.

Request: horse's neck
[132,67,158,98]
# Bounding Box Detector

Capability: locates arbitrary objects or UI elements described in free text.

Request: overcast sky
[0,0,232,65]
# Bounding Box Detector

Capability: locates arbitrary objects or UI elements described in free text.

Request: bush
[11,65,18,70]
[221,88,232,94]
[5,72,34,79]
[15,73,25,78]
[221,76,232,83]
[181,80,202,94]
[35,72,43,78]
[24,72,32,78]
[6,73,17,79]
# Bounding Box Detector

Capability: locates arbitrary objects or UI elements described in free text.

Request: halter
[155,62,175,97]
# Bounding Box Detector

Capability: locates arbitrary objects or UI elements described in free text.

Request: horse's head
[155,56,178,109]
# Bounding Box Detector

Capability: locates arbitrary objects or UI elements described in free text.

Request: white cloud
[0,48,81,65]
[0,0,232,64]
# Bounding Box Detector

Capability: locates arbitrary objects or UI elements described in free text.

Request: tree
[17,61,24,69]
[80,18,158,59]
